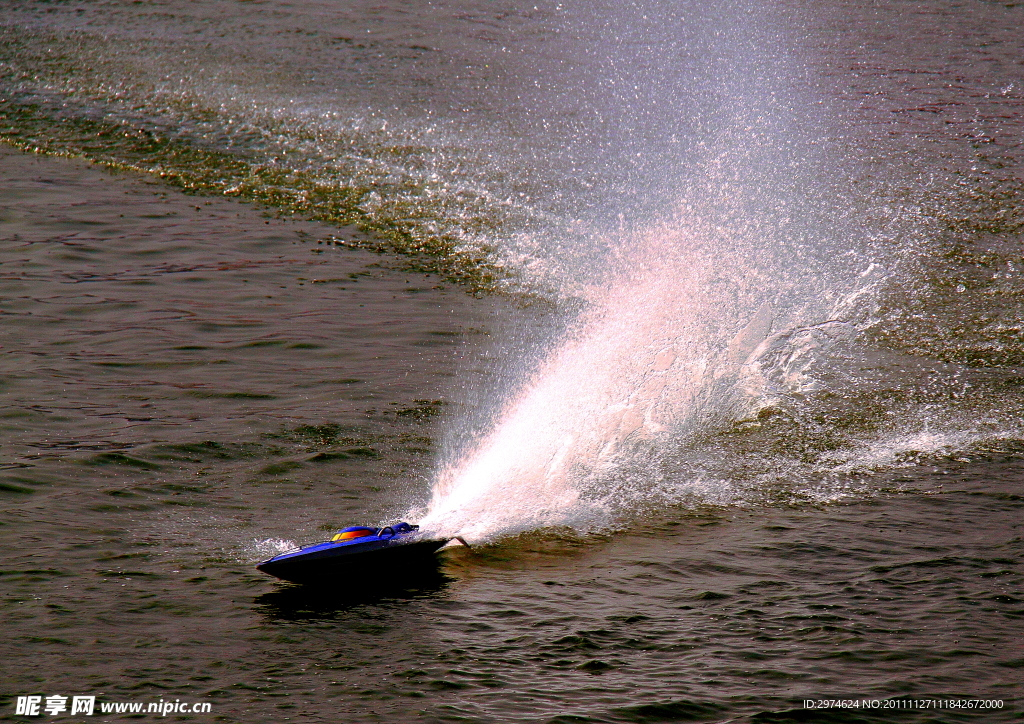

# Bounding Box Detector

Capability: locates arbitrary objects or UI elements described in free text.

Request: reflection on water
[256,570,452,622]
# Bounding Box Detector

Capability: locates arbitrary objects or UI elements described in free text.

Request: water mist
[412,1,915,542]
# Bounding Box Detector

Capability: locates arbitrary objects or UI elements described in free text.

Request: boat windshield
[331,527,377,542]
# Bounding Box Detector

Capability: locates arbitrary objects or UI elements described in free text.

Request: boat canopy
[331,526,378,542]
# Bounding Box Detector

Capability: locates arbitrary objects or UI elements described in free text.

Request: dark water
[2,0,1024,721]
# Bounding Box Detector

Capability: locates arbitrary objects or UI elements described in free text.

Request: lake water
[1,0,1022,721]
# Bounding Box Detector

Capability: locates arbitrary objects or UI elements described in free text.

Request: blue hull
[257,527,449,584]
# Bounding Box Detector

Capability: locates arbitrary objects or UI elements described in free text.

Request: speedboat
[256,522,451,584]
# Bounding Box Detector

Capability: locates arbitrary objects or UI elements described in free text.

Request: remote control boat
[256,522,451,584]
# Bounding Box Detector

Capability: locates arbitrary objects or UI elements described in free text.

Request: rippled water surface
[2,0,1024,720]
